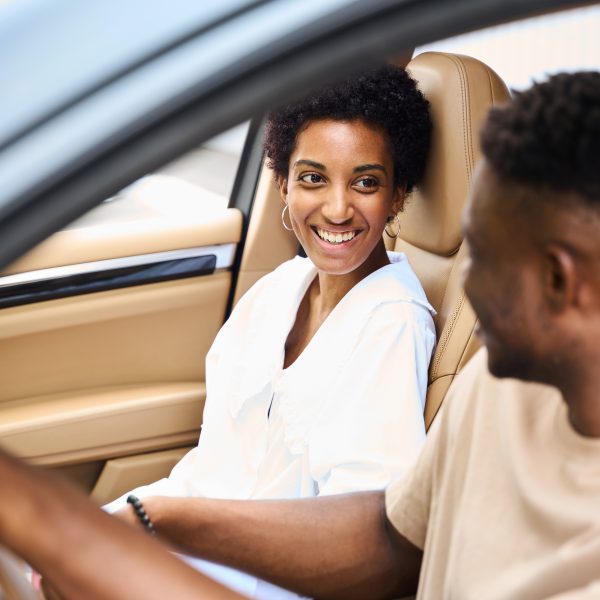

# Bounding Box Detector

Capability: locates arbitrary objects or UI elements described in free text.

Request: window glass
[415,5,600,90]
[67,122,249,231]
[158,121,249,198]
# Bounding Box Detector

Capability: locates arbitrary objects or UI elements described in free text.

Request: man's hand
[0,448,244,599]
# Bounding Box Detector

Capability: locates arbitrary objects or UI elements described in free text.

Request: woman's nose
[321,185,353,223]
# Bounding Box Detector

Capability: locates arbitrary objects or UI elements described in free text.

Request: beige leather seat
[387,52,511,429]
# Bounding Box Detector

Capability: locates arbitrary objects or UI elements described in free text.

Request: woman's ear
[276,175,289,202]
[391,184,407,215]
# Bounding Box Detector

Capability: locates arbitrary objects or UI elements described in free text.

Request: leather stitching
[426,321,478,430]
[431,291,465,380]
[431,55,472,381]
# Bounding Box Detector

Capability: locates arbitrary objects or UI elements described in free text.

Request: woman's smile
[313,226,362,246]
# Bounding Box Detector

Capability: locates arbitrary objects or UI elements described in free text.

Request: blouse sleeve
[104,271,276,512]
[308,301,436,496]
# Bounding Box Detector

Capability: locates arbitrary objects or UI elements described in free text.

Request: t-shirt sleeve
[384,413,443,550]
[385,348,486,550]
[309,301,436,497]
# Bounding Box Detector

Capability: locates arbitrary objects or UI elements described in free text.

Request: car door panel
[0,176,242,495]
[3,176,240,275]
[90,447,192,505]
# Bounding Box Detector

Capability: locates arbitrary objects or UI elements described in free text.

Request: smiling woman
[103,64,436,599]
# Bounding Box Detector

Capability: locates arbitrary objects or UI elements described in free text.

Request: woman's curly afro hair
[264,64,431,194]
[481,71,600,202]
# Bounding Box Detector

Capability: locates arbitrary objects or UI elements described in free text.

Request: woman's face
[278,118,403,276]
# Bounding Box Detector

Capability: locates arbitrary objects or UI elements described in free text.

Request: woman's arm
[127,491,422,600]
[0,449,244,600]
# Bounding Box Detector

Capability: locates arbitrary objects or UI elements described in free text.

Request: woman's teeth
[316,228,356,244]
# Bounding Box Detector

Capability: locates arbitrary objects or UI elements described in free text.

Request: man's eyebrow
[353,163,387,174]
[293,159,326,170]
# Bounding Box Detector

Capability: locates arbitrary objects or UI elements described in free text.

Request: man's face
[462,161,548,381]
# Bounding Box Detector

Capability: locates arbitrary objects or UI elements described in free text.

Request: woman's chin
[304,250,369,277]
[300,228,389,277]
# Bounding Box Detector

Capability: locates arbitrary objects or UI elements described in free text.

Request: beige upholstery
[391,52,510,428]
[232,164,298,305]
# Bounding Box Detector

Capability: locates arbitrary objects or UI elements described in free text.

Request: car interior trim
[0,244,235,308]
[0,244,235,288]
[224,115,269,316]
[0,382,206,467]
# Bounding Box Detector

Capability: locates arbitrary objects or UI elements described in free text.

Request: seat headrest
[403,52,510,256]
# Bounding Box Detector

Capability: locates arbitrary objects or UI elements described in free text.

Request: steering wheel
[0,545,39,600]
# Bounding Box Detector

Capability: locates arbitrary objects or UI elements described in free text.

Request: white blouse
[106,252,436,598]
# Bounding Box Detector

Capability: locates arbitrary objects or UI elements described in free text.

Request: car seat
[391,55,509,594]
[387,52,511,429]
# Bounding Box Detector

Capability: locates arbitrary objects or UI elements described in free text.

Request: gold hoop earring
[384,214,401,239]
[281,205,293,231]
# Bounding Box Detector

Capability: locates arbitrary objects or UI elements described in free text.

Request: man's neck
[559,375,600,437]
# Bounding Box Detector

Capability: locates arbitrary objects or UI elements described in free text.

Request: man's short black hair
[481,71,600,202]
[264,64,431,194]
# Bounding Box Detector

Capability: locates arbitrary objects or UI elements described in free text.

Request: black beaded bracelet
[126,495,156,536]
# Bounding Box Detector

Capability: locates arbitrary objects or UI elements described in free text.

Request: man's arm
[0,443,421,600]
[122,492,422,599]
[0,448,243,600]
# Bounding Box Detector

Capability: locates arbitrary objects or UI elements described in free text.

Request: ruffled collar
[219,253,434,429]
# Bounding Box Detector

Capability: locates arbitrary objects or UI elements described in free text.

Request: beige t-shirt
[386,349,600,600]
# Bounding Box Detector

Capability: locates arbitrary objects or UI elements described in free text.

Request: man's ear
[276,175,289,202]
[544,243,578,312]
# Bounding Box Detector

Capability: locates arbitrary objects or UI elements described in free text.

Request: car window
[158,122,249,198]
[415,4,600,90]
[62,121,249,235]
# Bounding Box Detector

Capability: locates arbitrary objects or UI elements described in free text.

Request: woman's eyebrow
[353,163,387,174]
[293,159,326,170]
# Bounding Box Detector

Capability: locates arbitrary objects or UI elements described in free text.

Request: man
[1,70,599,600]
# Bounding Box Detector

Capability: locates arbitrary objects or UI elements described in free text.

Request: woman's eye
[299,173,324,184]
[355,177,378,190]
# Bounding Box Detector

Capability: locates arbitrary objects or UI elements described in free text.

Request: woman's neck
[283,242,391,369]
[314,242,391,316]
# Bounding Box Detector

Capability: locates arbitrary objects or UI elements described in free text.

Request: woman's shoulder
[232,255,313,309]
[356,252,435,317]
